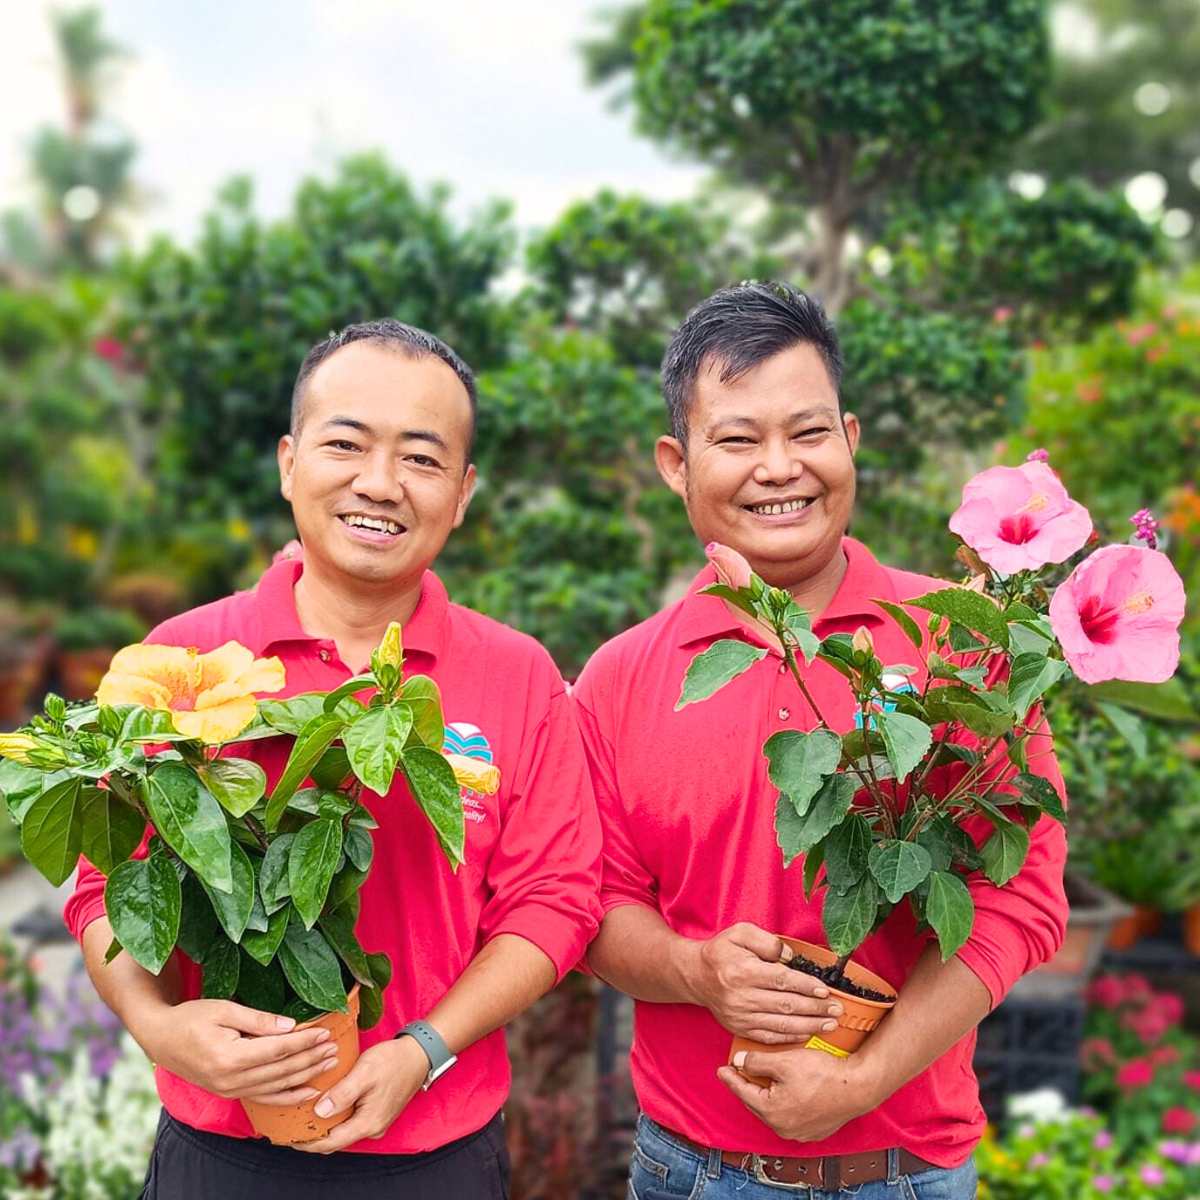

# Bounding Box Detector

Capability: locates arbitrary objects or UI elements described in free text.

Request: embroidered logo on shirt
[442,722,498,823]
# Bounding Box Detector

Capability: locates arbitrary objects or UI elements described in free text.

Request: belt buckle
[750,1153,819,1191]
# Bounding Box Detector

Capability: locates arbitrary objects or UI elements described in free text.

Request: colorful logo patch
[854,671,917,730]
[442,722,499,818]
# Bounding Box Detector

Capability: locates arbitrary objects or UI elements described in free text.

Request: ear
[451,463,478,529]
[278,434,296,502]
[654,435,688,501]
[842,412,860,458]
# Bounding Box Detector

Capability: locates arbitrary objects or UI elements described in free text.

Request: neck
[293,559,424,664]
[764,545,850,624]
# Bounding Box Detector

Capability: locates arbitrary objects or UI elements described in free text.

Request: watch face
[422,1054,458,1090]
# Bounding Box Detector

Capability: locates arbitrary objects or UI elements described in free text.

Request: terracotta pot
[1184,904,1200,957]
[730,938,897,1086]
[241,985,361,1145]
[57,648,117,701]
[1106,905,1162,950]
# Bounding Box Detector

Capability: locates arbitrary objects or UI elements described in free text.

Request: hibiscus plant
[681,458,1186,978]
[0,623,488,1029]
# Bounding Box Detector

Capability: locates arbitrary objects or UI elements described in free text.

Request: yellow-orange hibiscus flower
[444,753,500,796]
[97,641,286,743]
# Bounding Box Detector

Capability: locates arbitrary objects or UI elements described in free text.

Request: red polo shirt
[64,559,603,1153]
[572,538,1068,1167]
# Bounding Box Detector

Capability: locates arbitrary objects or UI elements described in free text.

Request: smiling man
[64,319,602,1199]
[574,282,1067,1200]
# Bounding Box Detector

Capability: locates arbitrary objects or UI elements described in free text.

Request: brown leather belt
[658,1123,937,1191]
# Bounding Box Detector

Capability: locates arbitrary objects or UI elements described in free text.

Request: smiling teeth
[344,515,402,534]
[748,498,812,515]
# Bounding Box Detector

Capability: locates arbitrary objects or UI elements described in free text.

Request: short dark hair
[291,318,478,460]
[661,281,843,444]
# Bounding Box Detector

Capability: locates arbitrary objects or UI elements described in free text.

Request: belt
[657,1123,936,1191]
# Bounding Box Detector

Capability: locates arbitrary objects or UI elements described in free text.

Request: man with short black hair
[576,282,1067,1200]
[66,319,602,1199]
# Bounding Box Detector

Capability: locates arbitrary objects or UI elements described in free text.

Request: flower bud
[705,542,753,591]
[0,733,39,764]
[375,622,403,671]
[851,626,874,655]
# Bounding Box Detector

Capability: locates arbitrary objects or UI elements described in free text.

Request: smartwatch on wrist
[395,1020,457,1090]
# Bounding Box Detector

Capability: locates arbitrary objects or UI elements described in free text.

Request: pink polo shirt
[64,558,603,1153]
[572,538,1068,1167]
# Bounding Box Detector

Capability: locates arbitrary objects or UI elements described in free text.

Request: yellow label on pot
[804,1035,850,1058]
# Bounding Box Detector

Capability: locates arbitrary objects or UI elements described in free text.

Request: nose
[352,450,405,505]
[753,438,802,487]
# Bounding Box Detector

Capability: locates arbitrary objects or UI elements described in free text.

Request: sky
[1,0,707,248]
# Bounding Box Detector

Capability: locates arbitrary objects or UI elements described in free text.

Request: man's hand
[140,999,340,1103]
[293,1036,429,1154]
[717,1047,881,1142]
[690,923,843,1044]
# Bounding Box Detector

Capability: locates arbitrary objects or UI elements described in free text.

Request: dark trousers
[139,1109,510,1200]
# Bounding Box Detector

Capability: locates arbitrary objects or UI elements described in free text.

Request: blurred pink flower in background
[1116,1059,1155,1089]
[1050,545,1185,684]
[949,462,1092,573]
[706,542,753,591]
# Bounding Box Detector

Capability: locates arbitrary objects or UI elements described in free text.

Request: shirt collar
[256,558,450,664]
[675,537,898,648]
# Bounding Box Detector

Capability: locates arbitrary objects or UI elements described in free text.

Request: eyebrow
[319,416,449,451]
[705,407,838,434]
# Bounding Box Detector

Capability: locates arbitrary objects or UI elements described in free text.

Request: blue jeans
[628,1116,977,1200]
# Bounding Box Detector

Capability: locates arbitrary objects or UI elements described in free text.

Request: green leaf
[764,729,842,816]
[288,818,344,929]
[20,778,86,886]
[357,982,384,1031]
[926,871,975,961]
[979,822,1030,887]
[318,907,373,986]
[822,813,872,893]
[200,839,255,943]
[868,840,933,904]
[200,935,241,999]
[265,713,346,831]
[177,872,220,963]
[774,773,854,865]
[698,581,757,617]
[258,693,327,736]
[237,950,287,1013]
[948,623,987,654]
[117,707,194,743]
[278,926,349,1014]
[875,711,933,784]
[675,639,766,709]
[822,876,881,957]
[343,825,373,872]
[80,789,145,876]
[258,833,295,914]
[401,675,445,750]
[1,762,69,822]
[105,855,182,975]
[366,950,392,990]
[310,747,352,791]
[928,687,1014,739]
[344,705,412,797]
[199,758,267,818]
[1012,772,1067,825]
[401,746,466,869]
[966,792,1019,829]
[1083,678,1198,724]
[782,609,820,664]
[1007,653,1069,720]
[870,598,924,650]
[802,840,825,901]
[909,589,1008,649]
[322,673,376,713]
[142,763,233,893]
[1096,702,1147,758]
[326,861,369,912]
[241,904,289,966]
[915,823,953,873]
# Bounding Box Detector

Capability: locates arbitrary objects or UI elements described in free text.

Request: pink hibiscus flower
[1049,545,1185,684]
[949,462,1093,573]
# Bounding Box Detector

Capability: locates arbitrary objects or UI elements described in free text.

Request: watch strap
[395,1020,457,1089]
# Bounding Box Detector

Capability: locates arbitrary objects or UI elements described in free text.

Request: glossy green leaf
[265,713,346,831]
[402,675,446,750]
[343,825,373,873]
[979,821,1030,887]
[822,875,881,957]
[288,818,343,929]
[675,639,766,709]
[875,711,932,783]
[822,812,872,893]
[344,705,412,797]
[1007,653,1069,721]
[1012,772,1067,825]
[774,773,854,865]
[237,949,287,1012]
[278,926,349,1014]
[322,673,376,713]
[909,589,1008,649]
[177,872,220,963]
[868,840,933,904]
[318,907,373,986]
[105,855,182,975]
[401,746,465,868]
[20,778,86,886]
[801,840,825,901]
[870,598,924,650]
[765,728,842,816]
[926,871,975,961]
[258,833,295,914]
[199,758,267,818]
[241,904,289,966]
[357,982,384,1031]
[143,763,233,893]
[200,935,241,999]
[200,839,255,943]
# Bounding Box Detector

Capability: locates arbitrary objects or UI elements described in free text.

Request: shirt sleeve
[572,664,660,917]
[950,707,1070,1010]
[477,685,603,983]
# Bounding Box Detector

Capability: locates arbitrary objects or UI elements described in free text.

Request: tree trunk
[810,203,852,316]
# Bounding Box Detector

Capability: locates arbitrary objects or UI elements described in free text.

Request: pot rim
[780,937,898,1008]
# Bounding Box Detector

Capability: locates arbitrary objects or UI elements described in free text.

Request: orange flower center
[1017,492,1050,514]
[1122,591,1154,615]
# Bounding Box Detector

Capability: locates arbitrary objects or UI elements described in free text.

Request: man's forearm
[852,944,991,1106]
[422,933,558,1054]
[585,905,702,1004]
[81,917,180,1058]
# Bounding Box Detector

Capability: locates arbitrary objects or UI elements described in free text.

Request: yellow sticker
[804,1035,851,1058]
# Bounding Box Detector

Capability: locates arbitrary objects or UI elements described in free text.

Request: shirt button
[778,707,790,721]
[319,650,330,662]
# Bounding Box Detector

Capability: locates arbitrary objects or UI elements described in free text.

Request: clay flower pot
[1106,904,1161,951]
[241,985,361,1145]
[1183,903,1200,957]
[730,938,897,1086]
